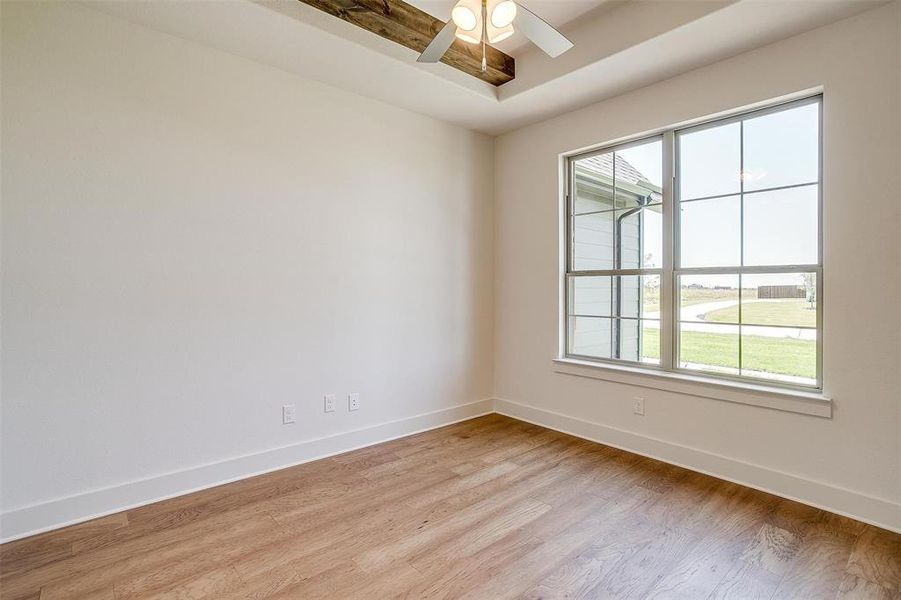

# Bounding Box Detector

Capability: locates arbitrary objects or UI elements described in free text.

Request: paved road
[645,300,816,340]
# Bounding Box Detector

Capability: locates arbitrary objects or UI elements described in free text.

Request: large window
[564,96,822,389]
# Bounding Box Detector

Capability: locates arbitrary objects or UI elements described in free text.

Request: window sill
[553,358,832,418]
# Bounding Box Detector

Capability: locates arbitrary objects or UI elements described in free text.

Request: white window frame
[561,95,824,395]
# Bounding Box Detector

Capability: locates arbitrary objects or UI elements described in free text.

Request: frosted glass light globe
[452,5,478,31]
[491,1,517,28]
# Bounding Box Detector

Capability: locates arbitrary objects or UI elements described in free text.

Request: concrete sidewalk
[645,300,816,340]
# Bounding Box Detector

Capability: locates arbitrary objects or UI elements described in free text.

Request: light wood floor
[2,414,899,599]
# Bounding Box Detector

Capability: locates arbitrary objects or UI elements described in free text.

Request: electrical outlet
[324,394,336,413]
[633,397,645,416]
[348,393,360,412]
[282,404,296,424]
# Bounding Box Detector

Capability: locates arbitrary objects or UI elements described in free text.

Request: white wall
[494,2,901,529]
[0,1,494,538]
[3,0,899,541]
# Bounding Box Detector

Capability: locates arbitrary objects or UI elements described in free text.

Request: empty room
[1,0,900,598]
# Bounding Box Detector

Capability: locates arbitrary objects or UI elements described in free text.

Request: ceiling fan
[418,0,574,70]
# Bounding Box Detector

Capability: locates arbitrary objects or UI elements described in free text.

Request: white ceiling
[82,0,887,136]
[404,0,615,55]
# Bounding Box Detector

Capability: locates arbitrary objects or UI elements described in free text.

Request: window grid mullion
[568,269,663,277]
[674,265,821,275]
[679,180,818,204]
[566,158,574,274]
[612,153,618,359]
[739,119,745,377]
[661,130,675,371]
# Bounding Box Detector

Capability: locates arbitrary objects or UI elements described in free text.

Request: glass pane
[739,273,817,328]
[616,318,641,362]
[679,275,740,324]
[573,211,614,270]
[741,325,816,385]
[617,275,661,319]
[743,185,818,266]
[679,196,741,268]
[679,122,741,200]
[617,205,663,269]
[743,102,819,192]
[615,140,663,208]
[643,276,661,318]
[569,276,613,317]
[573,153,615,214]
[678,322,739,375]
[568,316,611,359]
[640,320,660,365]
[612,319,659,364]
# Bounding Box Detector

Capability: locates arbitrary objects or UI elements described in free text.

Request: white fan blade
[418,20,457,63]
[513,2,573,58]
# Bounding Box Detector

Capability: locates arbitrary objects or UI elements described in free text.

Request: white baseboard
[495,398,901,534]
[0,399,493,543]
[4,396,897,543]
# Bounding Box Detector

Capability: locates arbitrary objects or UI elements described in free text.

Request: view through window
[565,96,822,388]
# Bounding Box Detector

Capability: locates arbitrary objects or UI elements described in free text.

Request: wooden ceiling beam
[296,0,515,86]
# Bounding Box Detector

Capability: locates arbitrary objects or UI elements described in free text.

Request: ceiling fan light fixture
[490,0,517,28]
[455,26,482,44]
[417,0,571,69]
[451,1,479,31]
[488,23,514,44]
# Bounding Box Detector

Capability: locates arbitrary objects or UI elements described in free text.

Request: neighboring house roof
[580,153,649,187]
[576,152,662,200]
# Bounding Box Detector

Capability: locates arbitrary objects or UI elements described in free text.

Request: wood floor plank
[407,497,552,569]
[0,513,127,579]
[264,560,359,599]
[404,530,546,598]
[769,520,859,599]
[707,522,801,600]
[511,489,665,599]
[215,566,303,600]
[846,526,901,591]
[2,414,898,600]
[525,471,716,599]
[836,573,901,600]
[642,484,771,599]
[229,469,468,581]
[67,458,358,558]
[403,460,520,509]
[37,514,279,600]
[403,493,617,598]
[585,473,735,598]
[137,564,244,600]
[359,421,538,480]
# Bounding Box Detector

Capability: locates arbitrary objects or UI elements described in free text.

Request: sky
[591,101,820,289]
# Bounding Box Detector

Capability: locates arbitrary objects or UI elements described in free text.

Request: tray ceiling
[81,0,888,135]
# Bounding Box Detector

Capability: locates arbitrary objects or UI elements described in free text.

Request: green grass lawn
[642,328,815,379]
[704,299,816,328]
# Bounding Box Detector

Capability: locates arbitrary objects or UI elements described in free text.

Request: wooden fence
[757,285,805,299]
